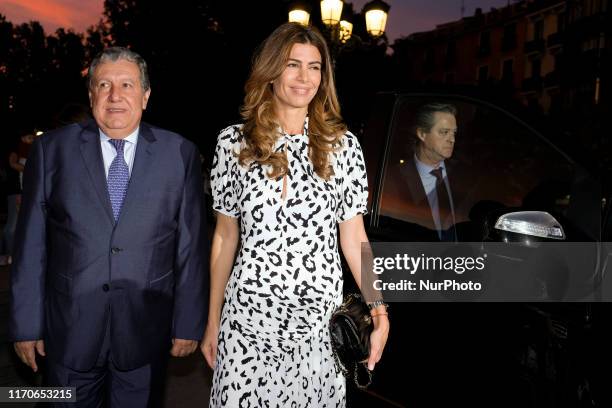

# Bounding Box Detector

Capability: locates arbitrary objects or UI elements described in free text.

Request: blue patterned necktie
[107,139,129,222]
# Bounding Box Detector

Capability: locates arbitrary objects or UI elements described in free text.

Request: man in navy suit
[400,103,459,241]
[9,47,207,407]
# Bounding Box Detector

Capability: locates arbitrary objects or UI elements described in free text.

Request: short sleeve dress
[209,119,368,408]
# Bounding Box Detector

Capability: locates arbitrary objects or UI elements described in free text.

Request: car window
[360,93,396,214]
[376,95,594,241]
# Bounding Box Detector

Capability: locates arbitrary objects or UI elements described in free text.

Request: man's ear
[142,88,151,110]
[416,128,427,143]
[88,90,93,108]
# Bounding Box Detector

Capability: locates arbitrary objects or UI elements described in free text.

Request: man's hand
[170,338,198,357]
[14,340,45,372]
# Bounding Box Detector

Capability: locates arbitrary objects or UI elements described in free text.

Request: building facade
[391,0,610,116]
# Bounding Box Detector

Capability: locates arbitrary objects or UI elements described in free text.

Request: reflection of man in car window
[409,103,458,241]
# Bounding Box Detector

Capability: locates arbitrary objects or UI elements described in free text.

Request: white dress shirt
[99,128,139,178]
[414,154,455,238]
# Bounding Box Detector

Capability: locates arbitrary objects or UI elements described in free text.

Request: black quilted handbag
[329,293,374,389]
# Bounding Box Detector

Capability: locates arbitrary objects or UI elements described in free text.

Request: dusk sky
[1,0,511,41]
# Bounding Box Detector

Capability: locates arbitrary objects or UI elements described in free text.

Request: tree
[0,16,91,136]
[100,0,288,150]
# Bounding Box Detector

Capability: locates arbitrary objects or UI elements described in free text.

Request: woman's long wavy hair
[239,22,346,180]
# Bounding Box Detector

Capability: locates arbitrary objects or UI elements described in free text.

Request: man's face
[88,59,150,138]
[272,43,322,113]
[417,112,457,165]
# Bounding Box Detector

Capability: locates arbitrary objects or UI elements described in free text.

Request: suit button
[111,247,122,254]
[102,284,110,292]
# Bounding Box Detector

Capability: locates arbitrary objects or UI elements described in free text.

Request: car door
[351,93,606,407]
[364,93,601,244]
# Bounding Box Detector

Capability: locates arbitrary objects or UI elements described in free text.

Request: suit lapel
[116,123,156,225]
[442,164,460,242]
[403,158,437,230]
[444,162,456,209]
[406,158,432,208]
[79,120,115,225]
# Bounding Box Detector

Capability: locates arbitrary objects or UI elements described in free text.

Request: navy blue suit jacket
[9,120,208,371]
[397,157,457,241]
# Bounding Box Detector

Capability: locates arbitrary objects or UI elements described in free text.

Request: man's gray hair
[88,47,150,91]
[414,102,457,134]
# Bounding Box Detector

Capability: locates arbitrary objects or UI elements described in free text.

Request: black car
[345,92,612,408]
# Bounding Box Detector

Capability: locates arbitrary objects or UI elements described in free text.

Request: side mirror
[482,211,571,300]
[484,210,565,243]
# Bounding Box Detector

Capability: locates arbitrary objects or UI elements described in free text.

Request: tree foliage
[0,1,390,155]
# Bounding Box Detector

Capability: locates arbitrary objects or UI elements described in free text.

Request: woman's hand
[203,213,239,370]
[367,309,389,371]
[201,321,220,369]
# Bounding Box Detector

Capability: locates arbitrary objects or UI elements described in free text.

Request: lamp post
[288,0,390,46]
[320,0,343,26]
[288,1,312,26]
[363,0,390,38]
[339,20,353,43]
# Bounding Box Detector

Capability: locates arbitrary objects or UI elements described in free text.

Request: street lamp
[363,0,390,38]
[287,0,390,47]
[320,0,343,26]
[289,9,311,26]
[288,2,311,26]
[339,20,353,43]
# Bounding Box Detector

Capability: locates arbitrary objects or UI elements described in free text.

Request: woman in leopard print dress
[202,23,389,407]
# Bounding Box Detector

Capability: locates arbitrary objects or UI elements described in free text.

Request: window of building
[424,48,435,72]
[557,12,566,32]
[553,54,561,72]
[446,40,456,64]
[527,96,540,112]
[549,92,562,115]
[502,23,517,50]
[581,38,598,51]
[479,31,491,54]
[586,0,605,15]
[534,19,544,40]
[478,65,489,84]
[531,58,541,78]
[502,59,514,82]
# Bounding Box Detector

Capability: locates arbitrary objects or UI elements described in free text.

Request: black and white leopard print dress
[209,120,368,407]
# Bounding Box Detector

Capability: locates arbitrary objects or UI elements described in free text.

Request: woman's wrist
[372,313,389,328]
[370,304,389,326]
[366,299,388,310]
[369,303,388,315]
[207,312,221,328]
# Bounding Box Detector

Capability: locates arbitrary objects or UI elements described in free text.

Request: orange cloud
[0,0,103,33]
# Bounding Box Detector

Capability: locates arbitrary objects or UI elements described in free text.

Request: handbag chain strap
[330,293,374,388]
[330,324,374,389]
[330,334,349,376]
[354,362,373,389]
